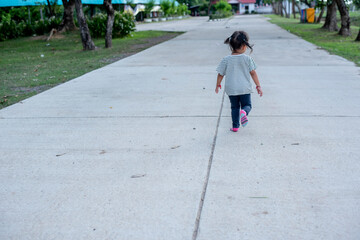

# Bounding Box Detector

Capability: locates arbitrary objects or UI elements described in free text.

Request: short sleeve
[216,58,227,76]
[247,56,257,72]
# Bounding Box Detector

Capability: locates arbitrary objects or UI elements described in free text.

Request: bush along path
[0,30,182,109]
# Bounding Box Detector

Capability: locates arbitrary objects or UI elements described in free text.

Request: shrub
[34,20,47,35]
[47,16,62,30]
[20,22,35,36]
[9,6,29,22]
[0,12,61,41]
[88,13,107,38]
[209,12,232,20]
[178,4,190,16]
[113,12,135,37]
[214,0,232,13]
[0,14,19,41]
[160,0,171,17]
[88,11,135,38]
[210,0,233,20]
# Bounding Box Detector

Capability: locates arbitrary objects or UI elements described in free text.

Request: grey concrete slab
[0,66,221,118]
[135,17,208,32]
[1,117,214,239]
[1,15,360,240]
[197,117,360,240]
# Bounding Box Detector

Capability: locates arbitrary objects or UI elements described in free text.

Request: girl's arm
[250,70,263,97]
[215,74,224,94]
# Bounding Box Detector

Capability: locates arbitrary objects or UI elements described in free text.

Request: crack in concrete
[0,115,218,120]
[0,115,359,120]
[192,91,225,240]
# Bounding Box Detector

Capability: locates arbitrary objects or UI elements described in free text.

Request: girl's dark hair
[224,31,253,53]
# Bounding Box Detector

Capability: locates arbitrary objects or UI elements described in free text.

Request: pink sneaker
[240,110,248,127]
[230,128,239,132]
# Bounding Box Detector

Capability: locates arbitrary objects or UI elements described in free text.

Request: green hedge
[0,14,61,41]
[209,12,232,20]
[87,12,135,38]
[0,10,135,41]
[209,0,233,20]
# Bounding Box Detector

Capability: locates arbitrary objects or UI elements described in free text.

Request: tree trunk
[292,0,296,18]
[280,1,284,16]
[58,0,76,32]
[295,2,301,15]
[74,0,96,50]
[287,0,291,18]
[282,2,289,18]
[316,6,325,23]
[46,0,55,17]
[356,29,360,41]
[322,1,338,31]
[90,5,96,18]
[28,6,31,23]
[335,0,351,36]
[272,2,278,15]
[104,0,115,48]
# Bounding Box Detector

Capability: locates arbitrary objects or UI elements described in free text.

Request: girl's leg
[229,95,241,128]
[239,94,252,115]
[239,94,252,127]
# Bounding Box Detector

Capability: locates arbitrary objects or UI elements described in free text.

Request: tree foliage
[353,0,360,8]
[177,4,190,15]
[160,0,172,16]
[214,0,232,12]
[144,0,156,17]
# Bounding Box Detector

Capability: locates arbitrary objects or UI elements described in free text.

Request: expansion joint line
[192,91,225,240]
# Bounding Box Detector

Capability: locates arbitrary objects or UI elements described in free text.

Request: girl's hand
[256,86,263,97]
[215,85,221,94]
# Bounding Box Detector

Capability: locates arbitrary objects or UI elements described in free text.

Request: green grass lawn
[315,11,360,26]
[349,11,360,27]
[266,14,360,66]
[0,30,182,109]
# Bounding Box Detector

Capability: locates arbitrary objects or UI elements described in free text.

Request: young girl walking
[215,30,263,132]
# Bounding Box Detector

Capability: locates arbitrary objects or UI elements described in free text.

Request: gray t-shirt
[216,54,257,96]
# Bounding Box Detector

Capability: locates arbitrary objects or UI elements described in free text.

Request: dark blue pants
[229,94,252,128]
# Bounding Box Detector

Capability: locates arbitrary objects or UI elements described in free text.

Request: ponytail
[224,31,253,53]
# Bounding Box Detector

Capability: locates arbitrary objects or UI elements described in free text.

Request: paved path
[1,15,360,240]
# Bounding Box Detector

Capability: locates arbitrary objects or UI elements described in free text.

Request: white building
[228,0,256,14]
[239,0,256,14]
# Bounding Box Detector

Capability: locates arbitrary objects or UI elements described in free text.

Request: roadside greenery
[0,4,137,42]
[271,0,359,39]
[0,30,182,108]
[177,4,190,16]
[0,6,62,41]
[0,15,61,41]
[160,0,172,17]
[87,12,135,38]
[349,11,360,26]
[210,0,233,20]
[266,14,360,66]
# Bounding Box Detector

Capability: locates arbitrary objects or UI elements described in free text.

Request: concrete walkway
[1,15,360,240]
